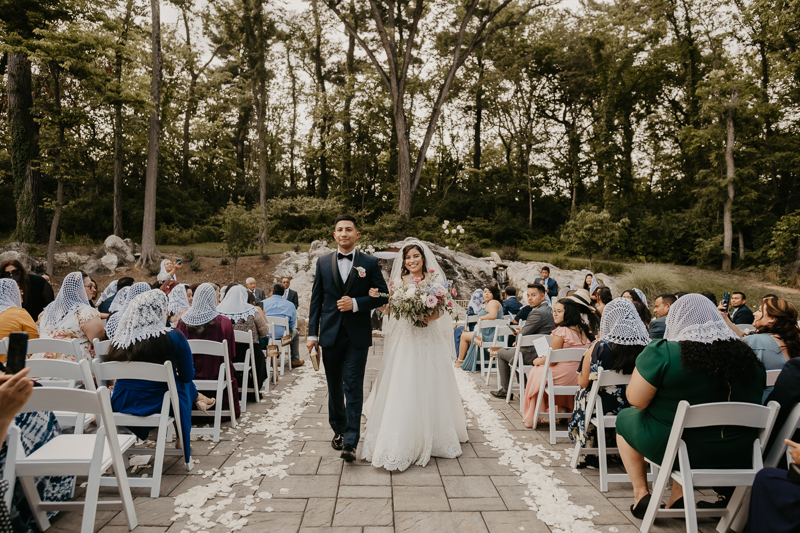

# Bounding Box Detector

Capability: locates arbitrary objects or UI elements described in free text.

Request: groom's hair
[334,214,358,229]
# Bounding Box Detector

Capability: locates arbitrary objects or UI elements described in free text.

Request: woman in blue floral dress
[569,298,650,454]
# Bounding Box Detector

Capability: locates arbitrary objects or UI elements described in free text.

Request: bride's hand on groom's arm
[422,311,440,324]
[369,288,380,298]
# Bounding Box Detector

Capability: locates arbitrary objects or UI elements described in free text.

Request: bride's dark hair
[400,243,428,277]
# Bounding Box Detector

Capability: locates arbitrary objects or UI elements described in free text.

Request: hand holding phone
[0,367,34,420]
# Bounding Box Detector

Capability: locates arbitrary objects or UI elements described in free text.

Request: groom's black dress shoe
[490,389,512,400]
[331,434,344,451]
[341,445,357,462]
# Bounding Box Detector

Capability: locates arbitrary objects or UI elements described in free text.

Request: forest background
[3,0,800,284]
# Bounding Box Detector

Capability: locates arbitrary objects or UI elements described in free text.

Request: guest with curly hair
[615,294,766,518]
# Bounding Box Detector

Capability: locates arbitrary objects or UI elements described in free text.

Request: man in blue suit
[533,266,558,299]
[307,215,389,462]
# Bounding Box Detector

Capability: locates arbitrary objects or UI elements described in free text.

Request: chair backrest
[766,369,781,388]
[24,358,95,390]
[18,385,108,417]
[547,347,586,364]
[187,339,228,358]
[93,338,112,358]
[479,319,507,330]
[27,338,82,358]
[466,315,479,325]
[596,367,633,388]
[233,329,253,344]
[672,400,780,455]
[0,337,6,355]
[764,402,800,467]
[266,316,289,328]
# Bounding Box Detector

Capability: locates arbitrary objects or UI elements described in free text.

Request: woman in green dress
[616,293,766,518]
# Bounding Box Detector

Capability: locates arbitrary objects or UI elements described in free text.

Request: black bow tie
[337,252,354,261]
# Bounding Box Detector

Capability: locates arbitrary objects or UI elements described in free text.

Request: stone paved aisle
[44,338,722,533]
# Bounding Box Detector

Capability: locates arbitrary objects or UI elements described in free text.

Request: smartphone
[177,259,182,265]
[722,292,731,311]
[6,331,28,374]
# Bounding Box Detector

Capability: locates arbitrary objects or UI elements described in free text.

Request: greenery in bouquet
[384,272,458,327]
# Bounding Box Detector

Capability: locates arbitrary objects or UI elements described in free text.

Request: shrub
[560,208,629,268]
[189,260,201,272]
[617,264,683,302]
[221,201,259,282]
[293,242,302,253]
[184,249,196,263]
[462,242,484,257]
[146,263,159,276]
[220,257,230,266]
[522,235,560,253]
[500,246,520,262]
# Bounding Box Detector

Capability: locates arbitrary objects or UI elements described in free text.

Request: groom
[307,215,389,461]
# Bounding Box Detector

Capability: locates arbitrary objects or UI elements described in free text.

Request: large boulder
[0,242,43,273]
[54,252,90,266]
[505,261,620,297]
[273,240,335,321]
[80,235,137,275]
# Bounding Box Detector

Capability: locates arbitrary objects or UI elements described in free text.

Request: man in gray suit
[246,277,266,305]
[649,294,675,339]
[490,283,556,400]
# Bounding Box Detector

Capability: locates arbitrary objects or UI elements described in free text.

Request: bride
[360,239,468,471]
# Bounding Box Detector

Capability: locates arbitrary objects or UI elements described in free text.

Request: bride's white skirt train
[361,318,469,471]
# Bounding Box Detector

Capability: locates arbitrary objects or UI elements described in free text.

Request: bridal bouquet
[385,271,457,328]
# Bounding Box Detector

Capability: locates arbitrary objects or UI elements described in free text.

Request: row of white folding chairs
[265,315,291,377]
[501,332,550,411]
[3,385,138,533]
[474,317,513,380]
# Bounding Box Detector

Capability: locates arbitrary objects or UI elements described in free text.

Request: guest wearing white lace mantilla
[157,258,181,283]
[32,272,105,361]
[168,284,191,326]
[217,285,269,391]
[105,282,152,340]
[0,279,39,363]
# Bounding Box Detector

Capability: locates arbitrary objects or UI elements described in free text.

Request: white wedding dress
[360,240,469,471]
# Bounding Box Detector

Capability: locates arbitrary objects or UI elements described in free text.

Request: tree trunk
[235,105,251,185]
[112,0,134,238]
[738,227,745,260]
[722,87,739,271]
[46,64,65,277]
[568,120,580,214]
[311,0,329,198]
[8,53,41,243]
[286,47,298,189]
[395,107,414,217]
[138,0,163,266]
[342,0,356,184]
[473,52,483,170]
[253,76,267,241]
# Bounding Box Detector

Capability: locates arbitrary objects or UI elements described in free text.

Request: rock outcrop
[505,261,619,297]
[81,235,138,275]
[0,242,43,273]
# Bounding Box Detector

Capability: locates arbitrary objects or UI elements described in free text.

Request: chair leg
[640,461,671,533]
[150,422,167,498]
[548,382,557,445]
[82,455,104,533]
[598,420,609,492]
[717,486,749,533]
[570,440,582,469]
[19,476,50,532]
[240,352,250,413]
[531,371,547,430]
[213,376,224,443]
[250,349,260,402]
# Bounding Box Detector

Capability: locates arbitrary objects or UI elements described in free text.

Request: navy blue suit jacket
[308,250,389,348]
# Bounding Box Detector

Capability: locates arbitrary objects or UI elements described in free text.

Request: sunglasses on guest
[1,269,22,279]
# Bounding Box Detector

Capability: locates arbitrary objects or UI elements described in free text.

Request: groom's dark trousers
[308,249,388,448]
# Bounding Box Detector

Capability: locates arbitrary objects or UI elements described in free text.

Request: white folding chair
[5,387,138,533]
[485,324,514,387]
[233,329,262,411]
[188,339,237,442]
[265,316,291,376]
[475,319,508,378]
[26,338,84,387]
[531,346,586,444]
[766,369,781,387]
[464,315,479,331]
[25,358,96,434]
[639,400,780,533]
[507,335,551,411]
[92,359,193,497]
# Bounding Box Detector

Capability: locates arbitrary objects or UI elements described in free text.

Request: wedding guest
[32,272,105,361]
[490,283,554,400]
[105,282,152,340]
[743,297,799,399]
[453,289,485,351]
[534,266,558,298]
[157,258,181,282]
[728,291,755,325]
[177,283,240,419]
[583,273,599,301]
[97,277,134,313]
[649,294,676,340]
[262,283,302,368]
[168,284,192,326]
[595,287,613,315]
[569,298,648,460]
[244,277,263,306]
[281,277,299,309]
[218,284,269,388]
[674,291,689,299]
[622,289,652,327]
[455,285,503,371]
[615,294,765,518]
[106,290,215,466]
[0,279,38,364]
[747,439,800,532]
[502,286,523,316]
[522,295,596,427]
[701,291,718,305]
[0,259,54,321]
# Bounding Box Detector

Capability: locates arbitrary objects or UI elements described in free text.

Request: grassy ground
[159,242,310,258]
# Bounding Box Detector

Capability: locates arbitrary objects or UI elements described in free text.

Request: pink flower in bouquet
[389,280,395,287]
[412,277,422,284]
[452,288,457,296]
[447,301,454,308]
[428,268,435,274]
[425,294,438,308]
[434,286,446,297]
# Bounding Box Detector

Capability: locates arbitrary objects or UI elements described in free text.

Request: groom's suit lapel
[331,252,344,294]
[343,250,360,295]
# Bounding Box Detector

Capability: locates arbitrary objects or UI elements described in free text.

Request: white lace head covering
[468,289,484,314]
[160,259,176,281]
[168,283,191,315]
[96,280,118,307]
[112,290,172,350]
[40,272,91,330]
[599,298,650,346]
[0,278,22,315]
[388,239,456,358]
[584,272,599,295]
[217,285,256,322]
[633,288,649,309]
[105,282,153,339]
[180,283,219,326]
[664,293,739,344]
[108,286,130,314]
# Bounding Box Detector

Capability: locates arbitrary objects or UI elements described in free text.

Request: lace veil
[40,272,91,330]
[385,239,456,358]
[108,286,130,314]
[599,298,650,346]
[112,290,172,350]
[180,283,219,326]
[664,293,739,344]
[216,285,257,322]
[0,279,22,315]
[96,280,118,307]
[633,288,649,309]
[105,282,152,339]
[168,283,191,315]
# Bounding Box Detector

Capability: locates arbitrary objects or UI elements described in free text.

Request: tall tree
[138,0,163,265]
[112,0,136,238]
